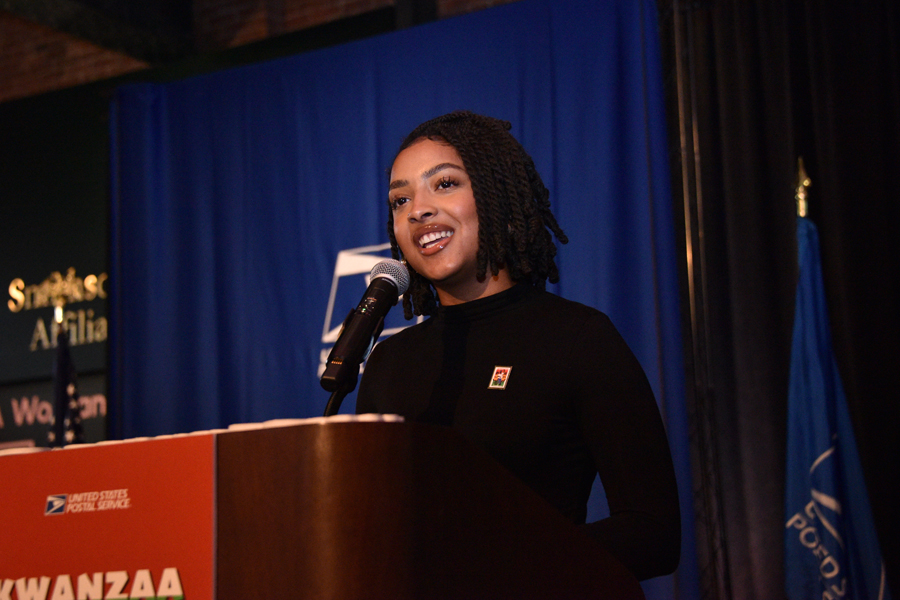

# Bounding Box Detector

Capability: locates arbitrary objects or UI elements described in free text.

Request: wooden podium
[0,420,644,599]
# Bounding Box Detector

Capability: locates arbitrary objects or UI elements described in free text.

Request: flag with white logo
[784,216,891,600]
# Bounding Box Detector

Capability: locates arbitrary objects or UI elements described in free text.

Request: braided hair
[388,111,568,319]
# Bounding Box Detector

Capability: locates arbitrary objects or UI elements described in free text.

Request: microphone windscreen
[370,259,410,295]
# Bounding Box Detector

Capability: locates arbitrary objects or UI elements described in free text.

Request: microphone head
[370,259,410,295]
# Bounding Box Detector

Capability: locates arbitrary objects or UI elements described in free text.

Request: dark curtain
[660,0,900,598]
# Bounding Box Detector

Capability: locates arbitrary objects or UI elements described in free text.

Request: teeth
[419,231,453,247]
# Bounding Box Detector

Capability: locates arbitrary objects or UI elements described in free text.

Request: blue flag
[784,216,891,600]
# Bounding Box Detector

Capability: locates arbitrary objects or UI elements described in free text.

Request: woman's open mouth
[418,230,454,249]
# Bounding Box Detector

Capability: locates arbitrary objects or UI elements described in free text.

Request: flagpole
[50,292,84,447]
[795,157,810,218]
[50,297,68,446]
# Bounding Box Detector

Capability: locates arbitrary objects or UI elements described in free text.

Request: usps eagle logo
[45,494,67,515]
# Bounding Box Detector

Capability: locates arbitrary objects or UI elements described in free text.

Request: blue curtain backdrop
[110,0,696,596]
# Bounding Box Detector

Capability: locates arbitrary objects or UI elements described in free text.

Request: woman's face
[389,138,512,305]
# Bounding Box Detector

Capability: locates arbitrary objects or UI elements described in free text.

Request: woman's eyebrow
[389,162,464,191]
[422,162,464,179]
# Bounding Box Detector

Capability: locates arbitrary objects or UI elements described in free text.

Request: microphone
[320,259,410,393]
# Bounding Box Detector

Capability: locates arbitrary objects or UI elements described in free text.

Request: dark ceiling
[2,0,195,63]
[2,0,440,65]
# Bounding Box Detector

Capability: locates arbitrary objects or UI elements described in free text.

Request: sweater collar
[437,282,534,323]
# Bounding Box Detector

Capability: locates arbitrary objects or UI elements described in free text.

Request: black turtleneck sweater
[356,283,680,580]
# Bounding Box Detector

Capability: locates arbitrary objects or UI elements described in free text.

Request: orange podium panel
[0,434,215,599]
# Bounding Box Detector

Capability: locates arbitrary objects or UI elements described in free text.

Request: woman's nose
[407,195,436,222]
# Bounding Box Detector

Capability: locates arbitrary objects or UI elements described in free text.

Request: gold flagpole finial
[796,157,811,217]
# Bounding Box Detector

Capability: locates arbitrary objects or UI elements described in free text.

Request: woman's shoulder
[527,288,614,328]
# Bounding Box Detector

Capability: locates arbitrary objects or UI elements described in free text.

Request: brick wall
[0,0,519,105]
[193,0,394,51]
[0,11,148,104]
[439,0,510,18]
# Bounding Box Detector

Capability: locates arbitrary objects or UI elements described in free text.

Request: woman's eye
[390,196,409,211]
[436,177,458,190]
